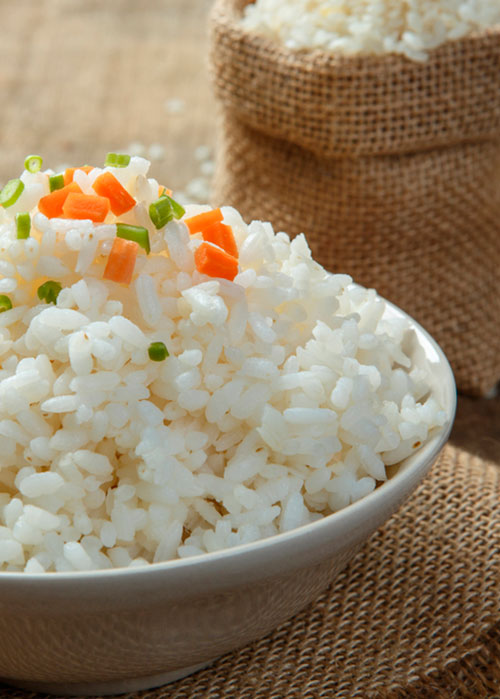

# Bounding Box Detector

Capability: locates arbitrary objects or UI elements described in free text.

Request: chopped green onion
[37,280,62,305]
[148,341,169,362]
[116,223,150,254]
[24,155,43,173]
[49,174,65,192]
[163,194,185,220]
[105,152,131,168]
[16,213,31,239]
[0,179,24,208]
[0,295,12,313]
[149,197,174,229]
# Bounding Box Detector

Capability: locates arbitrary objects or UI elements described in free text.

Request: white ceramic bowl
[0,300,456,697]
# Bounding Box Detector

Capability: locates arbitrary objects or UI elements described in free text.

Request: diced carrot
[185,208,223,235]
[63,169,75,186]
[93,172,136,216]
[38,182,82,218]
[158,185,173,197]
[63,165,94,186]
[103,237,138,285]
[62,192,110,223]
[202,221,238,259]
[194,242,239,281]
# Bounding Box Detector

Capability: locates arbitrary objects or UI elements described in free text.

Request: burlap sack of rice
[209,0,500,397]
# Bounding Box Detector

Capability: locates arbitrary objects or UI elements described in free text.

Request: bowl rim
[0,295,456,588]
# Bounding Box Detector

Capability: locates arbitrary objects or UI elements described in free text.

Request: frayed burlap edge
[383,623,500,699]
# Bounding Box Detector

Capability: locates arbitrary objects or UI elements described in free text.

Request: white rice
[0,156,448,572]
[241,0,500,61]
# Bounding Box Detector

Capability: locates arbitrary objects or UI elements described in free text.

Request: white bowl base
[2,659,216,697]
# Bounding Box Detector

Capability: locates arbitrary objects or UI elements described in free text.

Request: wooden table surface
[0,1,498,696]
[0,0,215,197]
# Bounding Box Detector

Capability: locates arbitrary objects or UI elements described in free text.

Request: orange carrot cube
[63,166,94,186]
[93,172,136,216]
[194,242,239,281]
[185,208,223,235]
[62,192,110,223]
[38,182,82,218]
[103,237,138,285]
[202,221,238,259]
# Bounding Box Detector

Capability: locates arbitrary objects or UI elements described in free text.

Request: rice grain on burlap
[5,445,496,699]
[209,0,500,397]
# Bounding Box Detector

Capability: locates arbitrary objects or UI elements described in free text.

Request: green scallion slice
[0,179,24,208]
[105,153,131,168]
[163,194,185,220]
[16,213,31,239]
[49,174,65,192]
[37,280,62,305]
[149,197,174,230]
[0,295,12,313]
[24,155,43,173]
[116,223,150,254]
[148,341,169,362]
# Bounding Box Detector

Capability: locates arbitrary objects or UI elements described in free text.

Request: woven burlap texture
[5,444,494,699]
[210,0,500,397]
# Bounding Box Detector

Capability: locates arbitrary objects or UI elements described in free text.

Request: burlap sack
[210,0,500,397]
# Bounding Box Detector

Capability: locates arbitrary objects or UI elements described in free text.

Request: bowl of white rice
[0,154,455,694]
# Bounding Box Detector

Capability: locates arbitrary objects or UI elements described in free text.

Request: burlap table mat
[3,443,498,699]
